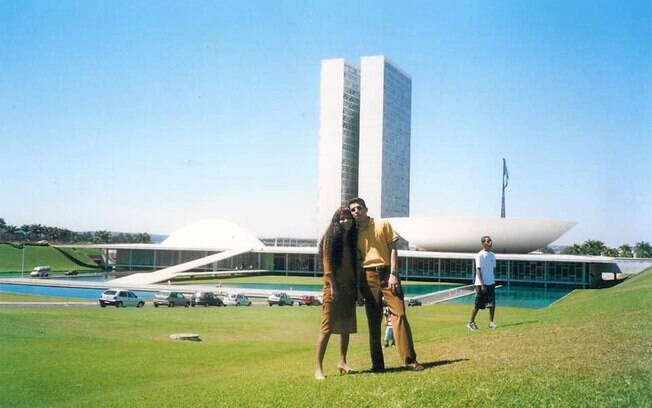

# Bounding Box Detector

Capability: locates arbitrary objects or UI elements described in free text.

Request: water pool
[0,283,154,300]
[446,285,574,309]
[0,280,575,308]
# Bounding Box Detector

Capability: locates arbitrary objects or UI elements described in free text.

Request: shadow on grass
[362,358,469,374]
[498,320,538,328]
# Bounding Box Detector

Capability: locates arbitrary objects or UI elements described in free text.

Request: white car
[30,266,50,277]
[99,289,145,308]
[223,293,252,306]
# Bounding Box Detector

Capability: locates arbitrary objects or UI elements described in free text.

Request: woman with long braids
[314,207,358,380]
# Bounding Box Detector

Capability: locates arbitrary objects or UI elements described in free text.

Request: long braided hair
[319,207,357,275]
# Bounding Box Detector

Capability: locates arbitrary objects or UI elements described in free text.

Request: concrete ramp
[109,247,253,285]
[413,284,505,305]
[413,284,475,305]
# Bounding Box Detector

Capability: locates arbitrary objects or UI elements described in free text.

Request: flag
[502,158,509,189]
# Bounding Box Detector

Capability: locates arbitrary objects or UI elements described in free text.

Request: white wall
[358,56,385,218]
[318,59,346,232]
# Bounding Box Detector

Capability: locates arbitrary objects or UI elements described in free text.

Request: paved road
[0,299,297,308]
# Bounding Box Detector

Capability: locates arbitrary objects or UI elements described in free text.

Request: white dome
[162,219,263,249]
[386,216,576,253]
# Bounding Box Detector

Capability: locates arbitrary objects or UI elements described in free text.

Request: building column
[507,260,511,287]
[403,257,408,282]
[544,262,548,288]
[437,258,441,282]
[128,249,133,272]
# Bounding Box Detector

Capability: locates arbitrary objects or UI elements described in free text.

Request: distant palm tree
[563,244,583,255]
[93,230,112,244]
[601,247,619,257]
[618,244,633,258]
[634,241,652,258]
[581,240,606,256]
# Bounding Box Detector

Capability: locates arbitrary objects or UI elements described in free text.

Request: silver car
[268,292,293,306]
[153,291,190,308]
[223,293,252,306]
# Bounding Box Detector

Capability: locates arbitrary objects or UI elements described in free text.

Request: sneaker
[467,322,478,331]
[488,322,497,329]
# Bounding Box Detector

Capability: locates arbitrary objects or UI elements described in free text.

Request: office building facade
[318,59,361,230]
[358,56,411,218]
[318,56,411,230]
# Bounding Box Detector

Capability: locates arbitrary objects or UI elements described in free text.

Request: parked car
[64,270,79,276]
[30,266,50,278]
[268,292,294,306]
[191,291,224,307]
[99,289,145,308]
[224,293,252,306]
[297,295,321,306]
[407,298,422,307]
[153,291,190,307]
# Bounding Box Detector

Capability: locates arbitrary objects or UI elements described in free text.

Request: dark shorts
[474,284,496,309]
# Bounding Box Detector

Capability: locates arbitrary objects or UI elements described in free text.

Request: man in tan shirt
[348,197,424,372]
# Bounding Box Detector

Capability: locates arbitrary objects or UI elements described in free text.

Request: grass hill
[0,244,100,274]
[0,269,650,406]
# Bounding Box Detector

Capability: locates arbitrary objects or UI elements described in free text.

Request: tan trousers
[361,268,417,368]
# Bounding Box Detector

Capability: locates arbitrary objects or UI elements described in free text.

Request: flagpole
[501,158,508,218]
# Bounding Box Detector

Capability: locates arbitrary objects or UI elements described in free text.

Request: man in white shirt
[467,235,497,330]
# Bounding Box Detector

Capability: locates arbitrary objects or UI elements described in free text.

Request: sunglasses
[350,206,365,213]
[483,239,492,243]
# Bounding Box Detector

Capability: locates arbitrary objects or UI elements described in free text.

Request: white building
[317,59,360,230]
[359,56,411,218]
[318,56,411,229]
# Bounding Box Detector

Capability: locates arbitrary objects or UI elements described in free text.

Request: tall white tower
[317,59,361,231]
[358,56,411,218]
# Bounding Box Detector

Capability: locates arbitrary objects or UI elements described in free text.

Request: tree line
[0,218,151,244]
[562,239,652,258]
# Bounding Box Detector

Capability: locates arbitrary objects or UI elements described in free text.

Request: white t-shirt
[474,249,496,286]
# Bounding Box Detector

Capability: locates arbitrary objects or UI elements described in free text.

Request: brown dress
[319,245,357,334]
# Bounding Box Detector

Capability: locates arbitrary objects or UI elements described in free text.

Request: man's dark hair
[347,197,367,209]
[481,235,492,243]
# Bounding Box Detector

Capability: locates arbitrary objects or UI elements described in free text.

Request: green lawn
[0,244,100,274]
[56,247,101,266]
[1,269,650,407]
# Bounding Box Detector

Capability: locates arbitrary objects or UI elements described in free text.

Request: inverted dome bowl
[386,216,576,253]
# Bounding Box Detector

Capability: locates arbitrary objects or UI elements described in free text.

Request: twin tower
[318,56,412,229]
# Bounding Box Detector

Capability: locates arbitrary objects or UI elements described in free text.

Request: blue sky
[1,0,650,245]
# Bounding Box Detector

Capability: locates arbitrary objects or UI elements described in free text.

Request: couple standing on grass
[313,198,499,379]
[314,197,424,380]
